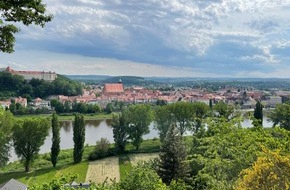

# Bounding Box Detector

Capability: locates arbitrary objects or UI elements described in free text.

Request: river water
[9,116,273,162]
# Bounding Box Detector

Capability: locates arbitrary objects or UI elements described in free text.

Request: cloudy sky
[1,0,290,77]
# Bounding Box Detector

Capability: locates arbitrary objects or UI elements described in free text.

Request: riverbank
[13,113,113,121]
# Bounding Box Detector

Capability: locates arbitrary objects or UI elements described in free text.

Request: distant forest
[0,72,83,101]
[67,74,290,90]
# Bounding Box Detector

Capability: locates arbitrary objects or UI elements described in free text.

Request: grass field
[119,155,132,180]
[0,138,181,186]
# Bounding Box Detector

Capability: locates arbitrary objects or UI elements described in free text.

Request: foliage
[253,100,263,127]
[236,148,290,190]
[213,100,235,120]
[191,102,209,133]
[88,138,115,160]
[0,109,14,168]
[127,104,153,150]
[0,72,83,100]
[51,113,60,167]
[154,105,174,142]
[73,114,85,163]
[270,102,290,130]
[118,164,166,190]
[157,125,190,185]
[168,102,193,136]
[189,120,290,189]
[12,117,50,172]
[0,0,52,53]
[112,112,130,153]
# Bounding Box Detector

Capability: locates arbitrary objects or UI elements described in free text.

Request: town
[0,67,288,114]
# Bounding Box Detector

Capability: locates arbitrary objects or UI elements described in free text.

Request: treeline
[0,72,83,100]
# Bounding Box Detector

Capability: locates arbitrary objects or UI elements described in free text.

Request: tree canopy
[0,109,14,168]
[0,0,52,53]
[270,102,290,130]
[12,117,50,172]
[127,104,153,150]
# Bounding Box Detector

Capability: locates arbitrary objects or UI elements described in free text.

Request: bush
[88,147,115,161]
[88,138,115,161]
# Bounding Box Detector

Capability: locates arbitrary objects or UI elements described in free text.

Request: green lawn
[119,155,132,180]
[0,161,88,186]
[0,138,166,186]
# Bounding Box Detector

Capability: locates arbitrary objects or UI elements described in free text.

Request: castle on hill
[5,66,57,81]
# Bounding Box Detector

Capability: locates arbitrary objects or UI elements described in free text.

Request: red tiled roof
[103,83,124,93]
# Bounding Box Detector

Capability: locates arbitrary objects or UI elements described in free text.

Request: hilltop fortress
[5,66,57,81]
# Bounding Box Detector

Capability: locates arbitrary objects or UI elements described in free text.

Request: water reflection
[105,119,112,127]
[85,120,101,127]
[62,121,71,132]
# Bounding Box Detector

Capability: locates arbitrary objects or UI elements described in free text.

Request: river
[9,116,273,162]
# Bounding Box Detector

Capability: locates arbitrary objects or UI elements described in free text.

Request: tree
[0,109,14,168]
[157,125,190,185]
[189,121,290,189]
[236,148,290,190]
[12,118,50,172]
[253,100,263,127]
[73,114,85,163]
[51,113,60,168]
[192,102,209,133]
[0,0,53,53]
[119,164,166,190]
[169,102,193,136]
[269,102,290,130]
[112,111,130,154]
[127,104,153,150]
[154,105,174,142]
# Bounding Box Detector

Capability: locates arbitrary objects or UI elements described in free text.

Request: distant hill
[66,75,110,81]
[102,76,160,86]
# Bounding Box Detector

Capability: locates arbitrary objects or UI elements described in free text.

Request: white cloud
[3,0,290,77]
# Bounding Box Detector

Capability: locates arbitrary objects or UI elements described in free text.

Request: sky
[1,0,290,78]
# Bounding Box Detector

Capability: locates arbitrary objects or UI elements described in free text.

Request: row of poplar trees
[51,113,85,168]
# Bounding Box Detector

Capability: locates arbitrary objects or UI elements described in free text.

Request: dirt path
[86,156,120,184]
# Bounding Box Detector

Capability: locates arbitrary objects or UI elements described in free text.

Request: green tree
[112,111,129,154]
[169,102,193,136]
[236,148,290,190]
[73,114,85,163]
[253,100,263,127]
[0,109,14,168]
[189,121,290,189]
[0,0,53,53]
[9,102,16,113]
[154,105,174,142]
[51,113,60,168]
[192,102,209,133]
[157,125,190,185]
[127,104,153,150]
[12,118,50,172]
[269,102,290,130]
[119,164,166,190]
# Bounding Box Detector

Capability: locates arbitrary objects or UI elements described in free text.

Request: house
[0,178,27,190]
[0,100,11,109]
[30,98,51,109]
[5,66,57,82]
[103,82,124,95]
[12,97,27,108]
